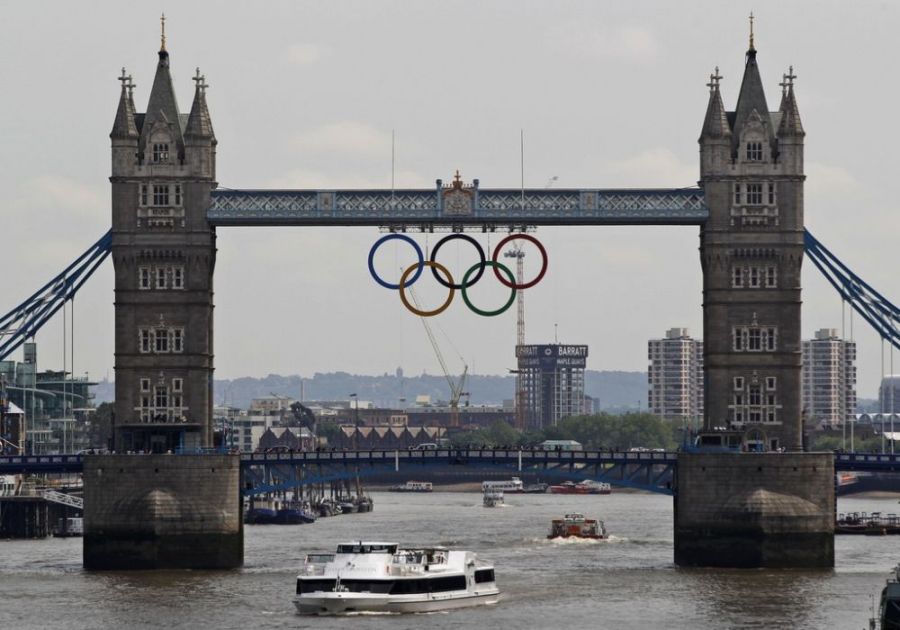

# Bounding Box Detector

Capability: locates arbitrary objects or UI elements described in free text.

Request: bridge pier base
[82,454,243,570]
[674,452,834,568]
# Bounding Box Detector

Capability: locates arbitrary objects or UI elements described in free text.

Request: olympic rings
[398,260,455,317]
[461,261,517,317]
[429,234,486,290]
[369,233,548,317]
[491,233,548,290]
[368,234,424,290]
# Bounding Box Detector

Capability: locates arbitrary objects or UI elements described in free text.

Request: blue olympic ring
[368,234,425,290]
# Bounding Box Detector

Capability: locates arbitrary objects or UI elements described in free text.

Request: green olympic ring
[460,260,516,317]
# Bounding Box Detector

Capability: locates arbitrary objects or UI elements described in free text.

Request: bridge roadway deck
[0,450,896,475]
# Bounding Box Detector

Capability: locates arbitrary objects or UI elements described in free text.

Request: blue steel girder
[242,461,397,496]
[804,229,900,351]
[834,452,900,472]
[207,187,708,227]
[239,450,679,495]
[7,451,900,482]
[0,230,111,361]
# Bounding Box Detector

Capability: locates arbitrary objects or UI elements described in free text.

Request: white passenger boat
[481,477,524,493]
[387,481,433,493]
[295,542,500,615]
[483,489,504,507]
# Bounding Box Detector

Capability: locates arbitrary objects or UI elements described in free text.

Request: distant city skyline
[2,2,898,399]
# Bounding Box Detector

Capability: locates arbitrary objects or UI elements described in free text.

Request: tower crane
[504,245,526,430]
[407,286,468,429]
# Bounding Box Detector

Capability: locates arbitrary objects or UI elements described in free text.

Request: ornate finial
[160,13,167,52]
[453,170,462,187]
[749,12,755,51]
[118,67,128,90]
[706,66,722,93]
[779,66,797,95]
[126,74,136,98]
[193,67,209,92]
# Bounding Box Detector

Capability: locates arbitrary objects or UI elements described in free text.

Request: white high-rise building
[879,376,900,417]
[801,329,856,428]
[647,328,704,424]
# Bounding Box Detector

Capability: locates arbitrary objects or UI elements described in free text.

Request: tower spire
[700,66,730,140]
[777,65,804,137]
[749,12,755,52]
[186,67,216,141]
[111,67,138,139]
[160,13,167,52]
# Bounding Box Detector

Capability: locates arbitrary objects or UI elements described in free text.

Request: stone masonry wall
[674,452,834,568]
[83,454,242,569]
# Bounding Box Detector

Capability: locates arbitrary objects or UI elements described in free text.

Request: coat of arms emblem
[442,171,474,216]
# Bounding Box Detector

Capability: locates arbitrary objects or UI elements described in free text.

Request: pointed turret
[183,68,217,179]
[700,68,731,139]
[699,68,731,177]
[185,68,215,141]
[111,69,139,139]
[777,67,804,137]
[776,66,804,174]
[138,21,184,163]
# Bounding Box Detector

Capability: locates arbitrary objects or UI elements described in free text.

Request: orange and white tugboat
[547,513,608,540]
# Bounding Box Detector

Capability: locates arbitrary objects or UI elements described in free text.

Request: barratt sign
[516,344,588,369]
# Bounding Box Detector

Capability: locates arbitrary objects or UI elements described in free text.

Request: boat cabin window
[305,554,335,564]
[336,543,397,554]
[474,569,495,583]
[393,551,425,564]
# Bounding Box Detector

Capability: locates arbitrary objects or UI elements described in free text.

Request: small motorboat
[483,490,504,508]
[548,513,607,540]
[245,498,278,524]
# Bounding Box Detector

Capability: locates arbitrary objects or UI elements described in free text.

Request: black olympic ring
[428,234,487,290]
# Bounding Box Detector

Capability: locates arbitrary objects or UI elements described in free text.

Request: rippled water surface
[0,492,896,629]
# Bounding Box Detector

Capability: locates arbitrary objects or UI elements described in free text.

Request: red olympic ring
[490,234,548,290]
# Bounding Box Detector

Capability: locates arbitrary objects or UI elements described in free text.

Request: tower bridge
[2,29,900,570]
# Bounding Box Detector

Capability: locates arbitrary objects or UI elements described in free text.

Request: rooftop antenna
[520,129,525,212]
[555,323,558,344]
[391,129,396,207]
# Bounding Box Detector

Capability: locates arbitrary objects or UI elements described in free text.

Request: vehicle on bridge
[295,542,500,615]
[540,440,583,452]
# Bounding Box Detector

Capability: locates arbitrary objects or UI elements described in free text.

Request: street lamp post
[349,393,358,449]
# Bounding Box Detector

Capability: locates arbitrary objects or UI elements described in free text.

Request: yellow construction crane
[407,285,469,428]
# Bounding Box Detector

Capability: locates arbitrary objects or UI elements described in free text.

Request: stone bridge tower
[109,33,217,452]
[698,39,805,451]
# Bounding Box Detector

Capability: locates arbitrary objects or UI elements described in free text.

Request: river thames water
[0,492,897,629]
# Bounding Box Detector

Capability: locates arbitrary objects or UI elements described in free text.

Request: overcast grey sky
[1,1,897,398]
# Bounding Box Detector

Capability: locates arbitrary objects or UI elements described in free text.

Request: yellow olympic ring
[398,261,455,317]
